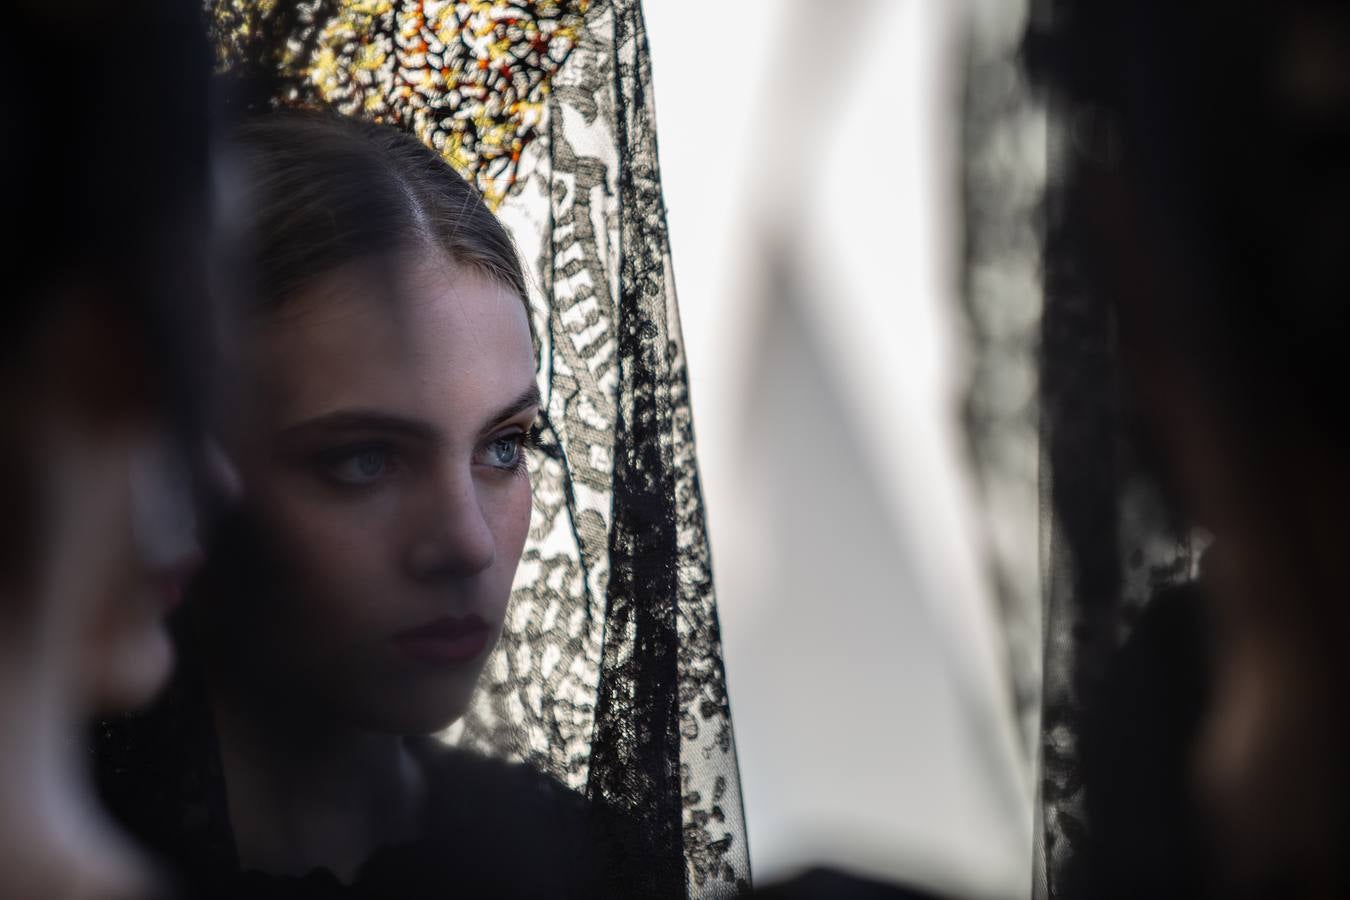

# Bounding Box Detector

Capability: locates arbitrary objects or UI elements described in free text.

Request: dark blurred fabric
[752,868,953,900]
[94,632,625,900]
[1059,582,1213,899]
[1024,1,1350,897]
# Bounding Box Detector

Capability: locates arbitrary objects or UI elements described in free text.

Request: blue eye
[326,446,391,485]
[484,435,523,470]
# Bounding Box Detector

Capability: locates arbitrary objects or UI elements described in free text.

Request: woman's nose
[129,434,202,573]
[403,468,496,581]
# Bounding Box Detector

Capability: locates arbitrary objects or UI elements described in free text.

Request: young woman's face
[74,430,205,712]
[8,304,209,715]
[227,249,537,734]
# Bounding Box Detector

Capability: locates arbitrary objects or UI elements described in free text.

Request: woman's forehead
[249,256,535,431]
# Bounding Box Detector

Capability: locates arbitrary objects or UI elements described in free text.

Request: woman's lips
[392,614,492,665]
[148,556,204,613]
[157,578,186,612]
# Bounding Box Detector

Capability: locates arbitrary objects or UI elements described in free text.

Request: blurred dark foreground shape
[1024,1,1350,898]
[0,1,221,898]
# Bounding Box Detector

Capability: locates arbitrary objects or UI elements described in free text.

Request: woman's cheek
[500,477,534,565]
[264,487,400,629]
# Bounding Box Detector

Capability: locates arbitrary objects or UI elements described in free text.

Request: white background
[643,3,1033,898]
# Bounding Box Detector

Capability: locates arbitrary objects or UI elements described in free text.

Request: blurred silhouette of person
[0,1,224,898]
[97,111,628,899]
[761,3,1350,899]
[1026,1,1350,897]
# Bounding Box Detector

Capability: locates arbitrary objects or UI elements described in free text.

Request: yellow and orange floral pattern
[211,0,588,207]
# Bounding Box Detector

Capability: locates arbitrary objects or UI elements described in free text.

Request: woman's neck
[210,673,426,883]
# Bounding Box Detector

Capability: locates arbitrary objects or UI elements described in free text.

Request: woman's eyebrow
[277,386,540,445]
[477,385,542,438]
[278,411,439,444]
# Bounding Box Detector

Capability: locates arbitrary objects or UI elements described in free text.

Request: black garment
[202,743,608,900]
[96,677,627,900]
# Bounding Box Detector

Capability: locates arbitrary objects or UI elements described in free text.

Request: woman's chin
[88,623,175,714]
[344,677,479,737]
[362,702,473,737]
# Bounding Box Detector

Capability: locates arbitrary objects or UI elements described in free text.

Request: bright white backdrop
[643,3,1034,898]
